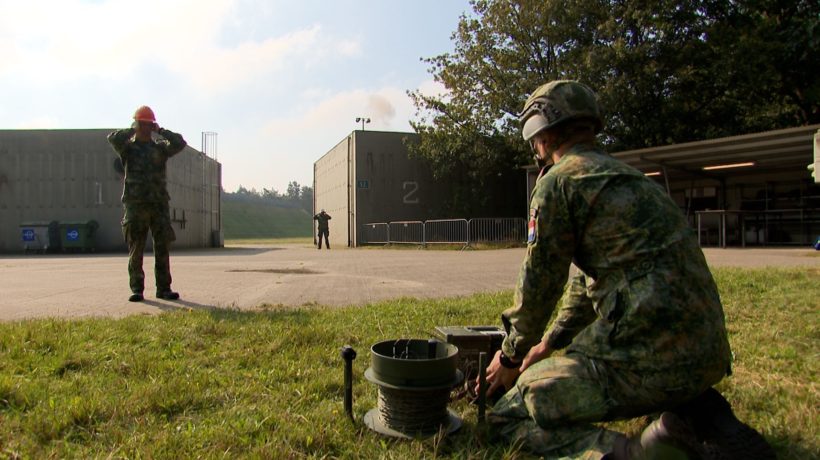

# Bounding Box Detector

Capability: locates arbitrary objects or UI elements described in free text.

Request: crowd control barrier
[469,218,526,244]
[388,221,425,245]
[361,217,527,246]
[361,222,390,244]
[424,219,468,246]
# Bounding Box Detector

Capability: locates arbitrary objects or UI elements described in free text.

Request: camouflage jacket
[502,143,732,373]
[314,212,331,230]
[107,127,187,203]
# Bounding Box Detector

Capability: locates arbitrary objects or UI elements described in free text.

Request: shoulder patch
[527,208,538,243]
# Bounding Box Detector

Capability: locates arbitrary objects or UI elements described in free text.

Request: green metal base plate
[363,408,462,440]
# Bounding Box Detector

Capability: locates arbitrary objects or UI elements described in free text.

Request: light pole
[355,117,371,130]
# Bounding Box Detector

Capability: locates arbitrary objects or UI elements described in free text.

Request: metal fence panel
[424,219,468,244]
[360,222,389,244]
[468,218,526,244]
[388,221,425,244]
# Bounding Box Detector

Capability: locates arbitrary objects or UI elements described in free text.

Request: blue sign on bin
[22,229,35,241]
[66,229,79,241]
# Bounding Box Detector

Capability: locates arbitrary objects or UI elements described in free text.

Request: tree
[409,0,819,213]
[262,188,281,200]
[590,0,819,149]
[286,181,301,200]
[299,185,313,213]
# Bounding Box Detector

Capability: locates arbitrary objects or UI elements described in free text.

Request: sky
[0,0,472,193]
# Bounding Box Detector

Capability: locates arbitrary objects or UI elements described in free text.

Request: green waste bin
[59,220,99,252]
[20,221,60,253]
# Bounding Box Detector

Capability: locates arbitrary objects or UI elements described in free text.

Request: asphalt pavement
[0,244,817,321]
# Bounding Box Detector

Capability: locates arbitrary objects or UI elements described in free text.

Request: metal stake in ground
[340,345,357,421]
[477,351,487,423]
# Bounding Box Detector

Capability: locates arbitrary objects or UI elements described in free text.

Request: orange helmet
[133,105,156,122]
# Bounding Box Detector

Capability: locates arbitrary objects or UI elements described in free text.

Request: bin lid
[20,221,57,227]
[59,220,99,227]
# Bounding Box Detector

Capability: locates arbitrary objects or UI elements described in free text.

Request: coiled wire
[376,386,450,434]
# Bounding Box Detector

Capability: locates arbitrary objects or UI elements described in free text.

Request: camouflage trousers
[122,202,177,294]
[489,353,722,459]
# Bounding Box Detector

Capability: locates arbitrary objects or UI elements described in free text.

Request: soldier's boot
[129,292,144,302]
[156,289,180,300]
[670,388,775,460]
[605,412,707,460]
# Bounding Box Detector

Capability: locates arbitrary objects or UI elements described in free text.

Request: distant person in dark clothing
[314,209,331,249]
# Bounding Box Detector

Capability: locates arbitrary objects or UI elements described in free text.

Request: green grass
[225,237,314,246]
[0,268,816,459]
[221,200,312,239]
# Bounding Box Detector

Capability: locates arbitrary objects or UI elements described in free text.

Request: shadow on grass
[156,301,316,327]
[144,298,217,313]
[769,431,818,460]
[143,296,318,330]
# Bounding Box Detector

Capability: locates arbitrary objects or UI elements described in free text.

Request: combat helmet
[519,80,603,141]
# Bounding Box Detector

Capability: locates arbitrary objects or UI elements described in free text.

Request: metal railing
[388,221,425,245]
[424,219,468,245]
[361,222,389,244]
[696,208,820,247]
[361,217,527,247]
[469,218,526,243]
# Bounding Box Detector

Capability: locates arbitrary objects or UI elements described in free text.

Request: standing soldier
[313,209,332,250]
[478,81,773,459]
[107,106,187,302]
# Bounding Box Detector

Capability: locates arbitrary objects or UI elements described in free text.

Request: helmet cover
[519,80,602,141]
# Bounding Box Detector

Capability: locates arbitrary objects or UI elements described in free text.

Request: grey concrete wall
[0,129,221,253]
[314,130,453,247]
[314,135,351,247]
[351,130,449,245]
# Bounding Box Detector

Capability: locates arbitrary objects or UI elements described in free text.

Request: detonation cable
[376,386,451,434]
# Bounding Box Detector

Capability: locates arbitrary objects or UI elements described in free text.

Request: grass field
[225,237,314,246]
[221,200,312,240]
[0,268,817,459]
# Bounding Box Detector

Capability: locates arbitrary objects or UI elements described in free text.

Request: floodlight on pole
[355,117,371,130]
[201,131,218,160]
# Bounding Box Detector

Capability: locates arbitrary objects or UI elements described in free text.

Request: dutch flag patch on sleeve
[527,208,538,244]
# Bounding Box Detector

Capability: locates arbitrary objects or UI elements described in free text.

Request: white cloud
[14,116,61,130]
[0,0,234,80]
[335,38,362,58]
[262,86,415,139]
[0,0,361,92]
[170,25,322,92]
[0,0,466,193]
[213,84,421,192]
[416,78,449,101]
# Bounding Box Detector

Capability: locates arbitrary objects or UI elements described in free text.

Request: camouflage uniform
[491,144,732,458]
[107,127,186,295]
[314,211,331,249]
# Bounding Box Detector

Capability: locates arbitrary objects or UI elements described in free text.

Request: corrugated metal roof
[612,124,820,179]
